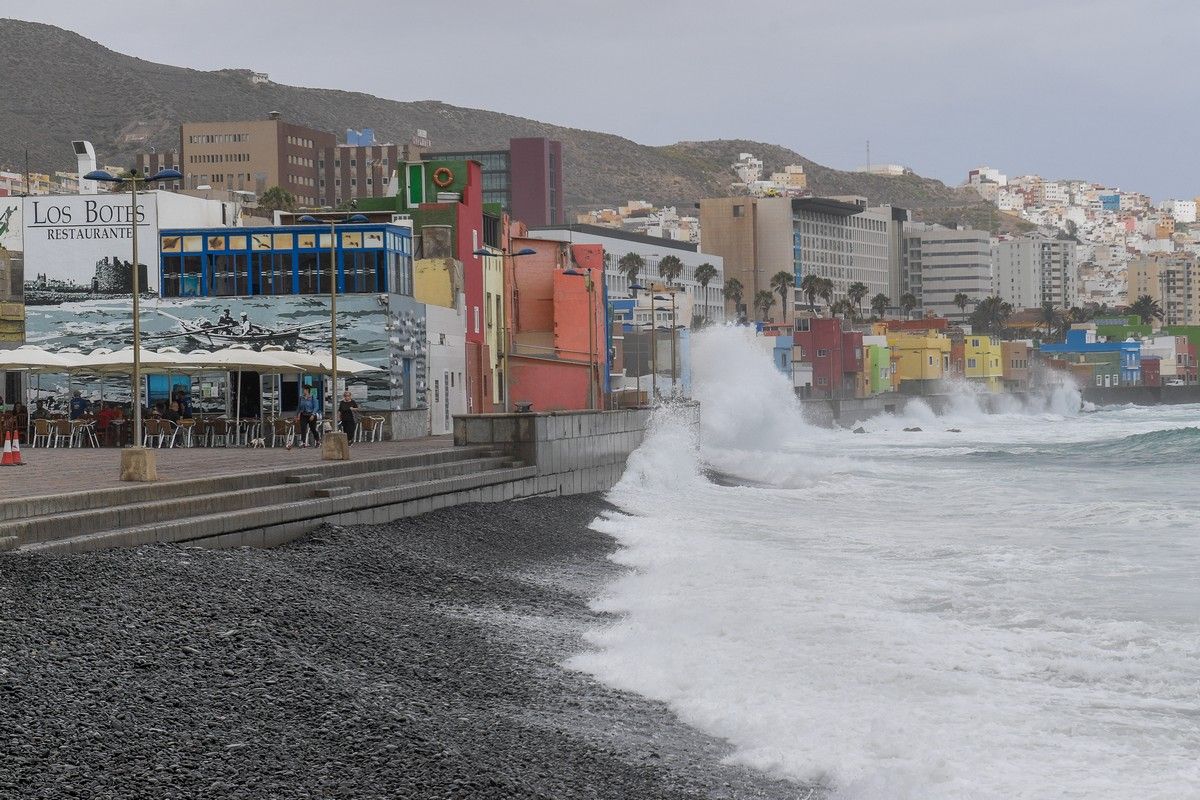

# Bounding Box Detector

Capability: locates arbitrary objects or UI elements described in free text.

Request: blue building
[1040,329,1141,385]
[156,223,430,436]
[1099,194,1121,212]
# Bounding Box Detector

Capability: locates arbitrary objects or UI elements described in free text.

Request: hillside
[0,19,1022,231]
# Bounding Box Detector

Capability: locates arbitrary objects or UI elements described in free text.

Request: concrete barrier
[1082,384,1200,406]
[453,408,654,495]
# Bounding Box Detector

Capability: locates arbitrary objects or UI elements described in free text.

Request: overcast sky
[6,0,1197,199]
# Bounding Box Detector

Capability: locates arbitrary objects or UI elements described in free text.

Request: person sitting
[31,400,50,421]
[69,391,89,420]
[171,387,193,419]
[216,308,236,329]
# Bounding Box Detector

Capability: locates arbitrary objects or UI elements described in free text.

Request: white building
[967,166,1008,187]
[901,224,994,318]
[425,295,467,435]
[731,153,764,185]
[528,224,726,324]
[793,197,896,308]
[993,232,1078,309]
[1158,199,1198,224]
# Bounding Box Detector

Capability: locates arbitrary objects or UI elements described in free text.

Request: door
[443,370,451,432]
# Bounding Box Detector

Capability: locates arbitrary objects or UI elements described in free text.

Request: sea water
[571,327,1200,800]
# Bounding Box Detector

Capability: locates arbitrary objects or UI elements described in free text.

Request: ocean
[571,327,1200,800]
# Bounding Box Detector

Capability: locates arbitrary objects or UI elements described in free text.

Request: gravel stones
[1,496,806,799]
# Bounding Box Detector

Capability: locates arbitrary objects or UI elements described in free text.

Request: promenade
[0,437,453,502]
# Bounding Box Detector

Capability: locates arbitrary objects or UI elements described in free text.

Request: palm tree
[817,277,834,310]
[830,298,855,319]
[1038,301,1061,340]
[899,292,918,317]
[618,253,645,287]
[870,293,890,319]
[258,186,297,216]
[753,289,777,321]
[694,263,719,322]
[1129,294,1164,326]
[953,292,971,321]
[799,274,821,313]
[969,295,1014,337]
[770,271,794,321]
[723,277,744,318]
[847,282,868,318]
[657,255,683,285]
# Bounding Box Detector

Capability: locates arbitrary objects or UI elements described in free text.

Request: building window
[817,376,828,386]
[968,358,977,368]
[817,348,829,357]
[732,205,744,218]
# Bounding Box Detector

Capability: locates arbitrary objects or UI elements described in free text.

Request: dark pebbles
[0,495,808,799]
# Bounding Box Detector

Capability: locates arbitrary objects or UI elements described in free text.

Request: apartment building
[792,197,897,309]
[901,224,993,319]
[179,114,335,205]
[993,232,1077,309]
[1127,252,1200,325]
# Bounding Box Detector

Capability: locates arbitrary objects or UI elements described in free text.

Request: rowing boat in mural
[143,310,326,348]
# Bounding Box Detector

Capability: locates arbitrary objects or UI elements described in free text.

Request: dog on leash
[248,437,267,449]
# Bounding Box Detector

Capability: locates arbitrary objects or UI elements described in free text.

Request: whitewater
[571,326,1200,800]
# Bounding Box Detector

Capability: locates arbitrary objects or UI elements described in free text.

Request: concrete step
[0,536,15,552]
[3,456,515,548]
[21,465,538,555]
[0,446,495,524]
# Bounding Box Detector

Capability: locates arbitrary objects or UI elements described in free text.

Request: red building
[792,318,864,398]
[1142,356,1161,386]
[504,226,608,412]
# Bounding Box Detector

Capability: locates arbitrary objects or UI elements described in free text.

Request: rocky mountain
[0,19,1029,232]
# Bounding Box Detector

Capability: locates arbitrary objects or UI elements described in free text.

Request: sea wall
[1082,384,1200,406]
[453,408,654,495]
[799,394,956,427]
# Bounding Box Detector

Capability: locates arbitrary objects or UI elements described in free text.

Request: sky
[5,0,1198,199]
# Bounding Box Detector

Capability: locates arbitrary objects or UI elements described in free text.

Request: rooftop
[528,223,699,253]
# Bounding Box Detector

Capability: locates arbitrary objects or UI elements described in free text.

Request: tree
[658,254,684,285]
[770,271,794,321]
[618,252,645,287]
[900,292,918,317]
[258,186,296,217]
[817,277,834,309]
[847,282,869,318]
[969,295,1014,337]
[1039,301,1062,340]
[1129,294,1164,325]
[723,277,745,318]
[953,292,971,321]
[753,289,777,321]
[694,263,719,321]
[870,293,890,319]
[799,274,821,313]
[830,298,856,319]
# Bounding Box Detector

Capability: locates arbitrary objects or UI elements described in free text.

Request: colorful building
[963,334,1004,390]
[887,330,952,394]
[1001,340,1034,391]
[1040,328,1141,386]
[862,335,897,394]
[792,317,864,398]
[504,232,609,412]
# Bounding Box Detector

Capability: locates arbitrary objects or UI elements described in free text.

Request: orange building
[505,226,608,412]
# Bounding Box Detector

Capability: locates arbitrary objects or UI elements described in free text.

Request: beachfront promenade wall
[1081,384,1200,406]
[453,408,653,495]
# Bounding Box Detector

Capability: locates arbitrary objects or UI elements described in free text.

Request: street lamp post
[299,212,368,459]
[473,246,536,413]
[84,167,182,481]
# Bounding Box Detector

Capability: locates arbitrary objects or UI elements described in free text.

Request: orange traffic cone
[1,432,13,466]
[11,433,24,466]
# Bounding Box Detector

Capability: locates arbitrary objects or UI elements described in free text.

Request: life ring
[432,166,454,188]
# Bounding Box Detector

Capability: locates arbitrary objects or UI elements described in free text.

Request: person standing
[338,390,359,444]
[296,386,320,447]
[69,390,89,420]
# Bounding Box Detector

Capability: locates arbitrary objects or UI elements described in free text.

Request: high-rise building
[697,196,793,319]
[993,232,1077,309]
[792,197,897,311]
[179,114,335,205]
[901,224,993,319]
[1127,253,1200,325]
[134,150,183,190]
[422,137,564,226]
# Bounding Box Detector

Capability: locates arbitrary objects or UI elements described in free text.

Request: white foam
[574,328,1200,799]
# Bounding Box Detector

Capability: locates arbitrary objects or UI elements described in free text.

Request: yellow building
[887,331,951,391]
[963,334,1003,390]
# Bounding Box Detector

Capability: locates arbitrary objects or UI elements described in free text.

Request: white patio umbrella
[198,346,305,438]
[264,349,380,376]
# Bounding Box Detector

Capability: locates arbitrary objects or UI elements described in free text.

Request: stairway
[1,446,537,555]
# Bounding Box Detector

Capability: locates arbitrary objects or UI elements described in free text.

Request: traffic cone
[1,432,14,466]
[11,433,24,466]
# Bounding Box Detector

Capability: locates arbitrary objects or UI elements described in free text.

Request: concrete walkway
[0,437,453,501]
